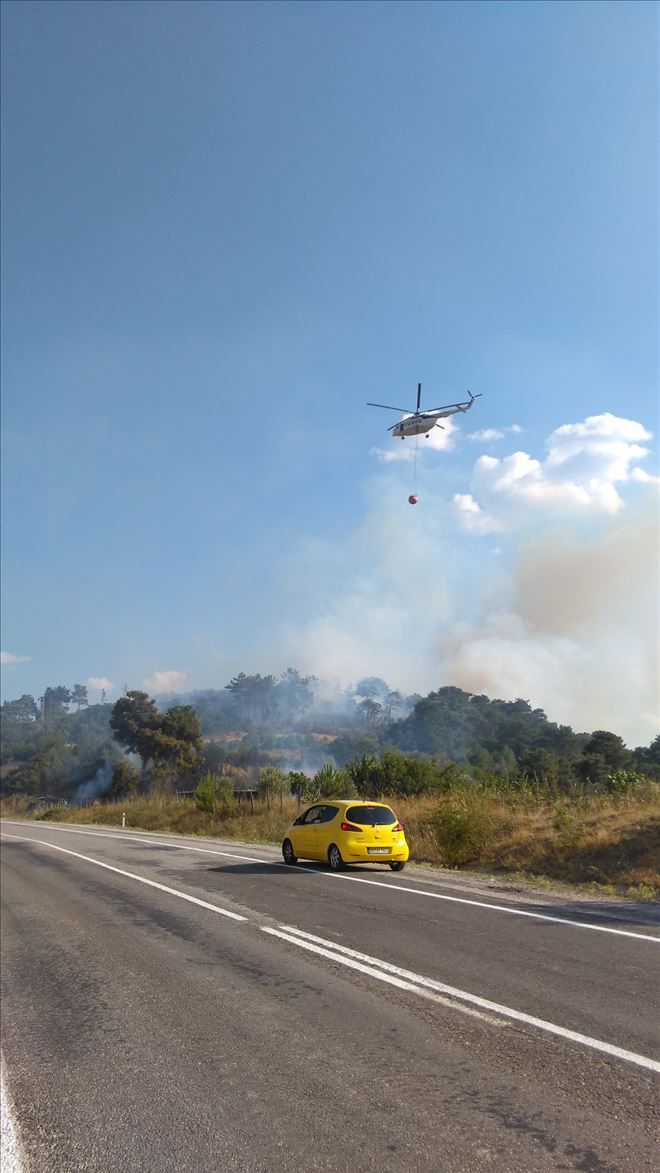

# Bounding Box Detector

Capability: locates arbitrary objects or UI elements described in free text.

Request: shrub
[195,773,234,811]
[346,750,454,798]
[552,802,587,849]
[428,794,497,866]
[258,765,289,809]
[313,763,356,799]
[288,771,318,803]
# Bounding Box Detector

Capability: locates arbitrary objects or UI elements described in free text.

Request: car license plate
[367,847,389,854]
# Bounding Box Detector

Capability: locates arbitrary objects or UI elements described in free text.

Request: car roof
[317,799,394,809]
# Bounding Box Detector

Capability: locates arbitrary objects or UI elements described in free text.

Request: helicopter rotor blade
[416,383,422,412]
[426,399,476,413]
[367,402,413,413]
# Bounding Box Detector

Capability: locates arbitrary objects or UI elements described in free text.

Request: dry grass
[2,786,658,896]
[397,790,660,893]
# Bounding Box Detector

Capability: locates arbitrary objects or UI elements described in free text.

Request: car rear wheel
[389,861,406,871]
[328,843,345,871]
[282,839,298,865]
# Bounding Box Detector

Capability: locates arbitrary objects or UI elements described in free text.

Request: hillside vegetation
[2,675,658,895]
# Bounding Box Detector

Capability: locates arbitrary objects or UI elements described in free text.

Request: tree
[330,733,380,768]
[110,691,162,770]
[518,747,576,792]
[633,734,660,780]
[110,694,203,780]
[576,730,633,789]
[258,765,289,809]
[276,668,317,724]
[288,770,317,804]
[355,677,390,701]
[313,763,355,799]
[575,753,610,789]
[225,673,277,725]
[42,686,71,723]
[357,698,382,728]
[195,774,218,811]
[382,690,403,723]
[159,706,203,770]
[71,684,89,711]
[1,694,39,723]
[582,731,633,772]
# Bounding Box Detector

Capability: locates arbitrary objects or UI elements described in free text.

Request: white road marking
[1,820,657,943]
[323,872,660,942]
[0,822,267,861]
[0,834,247,921]
[262,925,660,1074]
[3,831,658,1074]
[1,1063,24,1173]
[261,926,502,1024]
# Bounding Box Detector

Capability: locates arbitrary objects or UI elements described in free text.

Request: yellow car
[281,800,409,871]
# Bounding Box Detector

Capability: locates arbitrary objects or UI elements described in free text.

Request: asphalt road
[1,819,658,1172]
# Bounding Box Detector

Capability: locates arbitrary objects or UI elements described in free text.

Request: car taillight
[393,823,403,832]
[340,821,363,832]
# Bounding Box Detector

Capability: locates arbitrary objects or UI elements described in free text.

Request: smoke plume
[276,412,659,746]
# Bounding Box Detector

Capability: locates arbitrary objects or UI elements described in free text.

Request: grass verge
[2,787,658,897]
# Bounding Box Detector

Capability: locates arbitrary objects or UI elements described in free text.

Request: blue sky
[1,0,658,745]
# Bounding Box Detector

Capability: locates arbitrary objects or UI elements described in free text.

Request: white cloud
[453,493,505,534]
[1,651,30,666]
[467,425,523,443]
[143,669,188,694]
[631,467,660,485]
[370,444,415,464]
[458,412,657,529]
[86,676,114,693]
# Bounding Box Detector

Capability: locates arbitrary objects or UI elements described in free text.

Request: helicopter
[368,383,481,438]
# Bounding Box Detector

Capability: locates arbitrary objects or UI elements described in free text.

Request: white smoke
[278,412,659,747]
[1,651,30,666]
[74,763,114,804]
[437,504,659,742]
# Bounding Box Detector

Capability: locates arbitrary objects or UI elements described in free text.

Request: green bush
[258,765,289,809]
[313,763,356,799]
[195,773,234,811]
[429,795,496,866]
[345,751,454,799]
[288,771,318,802]
[552,802,586,849]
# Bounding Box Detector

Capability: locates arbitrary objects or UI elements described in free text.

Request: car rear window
[346,805,397,826]
[299,805,339,825]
